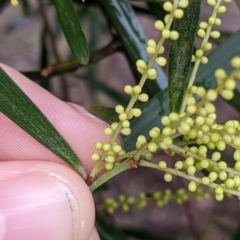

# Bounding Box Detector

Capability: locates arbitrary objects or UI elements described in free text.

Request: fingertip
[0,161,95,240]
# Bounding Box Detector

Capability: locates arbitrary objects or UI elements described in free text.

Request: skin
[0,63,111,240]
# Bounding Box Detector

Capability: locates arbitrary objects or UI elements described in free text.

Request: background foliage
[1,0,240,239]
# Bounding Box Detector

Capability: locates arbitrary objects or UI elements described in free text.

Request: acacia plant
[1,0,240,238]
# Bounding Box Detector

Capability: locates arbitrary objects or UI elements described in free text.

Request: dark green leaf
[96,214,129,240]
[168,0,201,112]
[92,105,118,123]
[100,0,167,95]
[53,0,89,64]
[0,68,86,178]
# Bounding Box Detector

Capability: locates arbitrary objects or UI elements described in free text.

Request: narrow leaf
[0,68,87,179]
[100,0,167,95]
[168,0,201,112]
[53,0,89,64]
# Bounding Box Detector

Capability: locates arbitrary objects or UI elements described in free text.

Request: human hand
[0,63,110,240]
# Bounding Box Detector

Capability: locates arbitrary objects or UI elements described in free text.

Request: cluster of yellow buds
[102,188,212,214]
[91,0,187,173]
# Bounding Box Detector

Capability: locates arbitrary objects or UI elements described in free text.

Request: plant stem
[139,160,240,197]
[90,160,132,192]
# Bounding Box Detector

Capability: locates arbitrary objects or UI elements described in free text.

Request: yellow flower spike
[163,137,173,147]
[104,127,113,136]
[185,157,194,166]
[214,68,227,79]
[207,0,216,6]
[201,56,208,64]
[233,150,240,161]
[159,161,167,169]
[170,31,179,40]
[105,162,114,170]
[174,161,183,169]
[154,20,165,31]
[234,176,240,186]
[195,49,204,58]
[164,173,172,182]
[147,39,156,47]
[210,31,220,39]
[148,142,158,152]
[225,179,235,188]
[209,172,218,182]
[163,1,173,12]
[131,108,142,117]
[187,166,196,176]
[156,57,167,67]
[136,59,147,68]
[138,93,149,102]
[133,85,142,94]
[235,162,240,171]
[162,126,172,136]
[103,143,111,152]
[179,0,189,8]
[206,89,218,101]
[137,135,147,145]
[200,159,209,169]
[203,42,212,51]
[91,153,100,161]
[199,21,208,29]
[119,112,128,121]
[216,140,226,151]
[224,79,236,90]
[112,144,122,153]
[164,14,170,24]
[188,181,197,192]
[186,96,196,105]
[217,6,227,14]
[202,176,210,185]
[161,116,171,126]
[124,85,133,94]
[147,68,157,79]
[145,152,153,161]
[211,152,221,161]
[122,120,130,128]
[205,102,216,114]
[215,186,223,195]
[196,86,206,97]
[198,145,208,155]
[11,0,18,6]
[174,9,184,19]
[158,46,165,54]
[233,136,240,148]
[208,16,216,26]
[190,146,198,153]
[221,89,234,100]
[215,18,222,26]
[215,194,224,201]
[230,56,240,68]
[111,122,118,130]
[121,128,131,136]
[136,142,142,150]
[169,112,179,121]
[146,46,156,55]
[149,128,160,138]
[105,155,116,163]
[162,29,171,39]
[179,122,191,134]
[197,29,206,38]
[218,161,227,170]
[186,105,197,114]
[119,149,126,155]
[95,141,103,149]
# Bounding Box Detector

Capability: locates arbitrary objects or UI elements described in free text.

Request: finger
[0,161,95,240]
[0,63,112,173]
[89,228,100,240]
